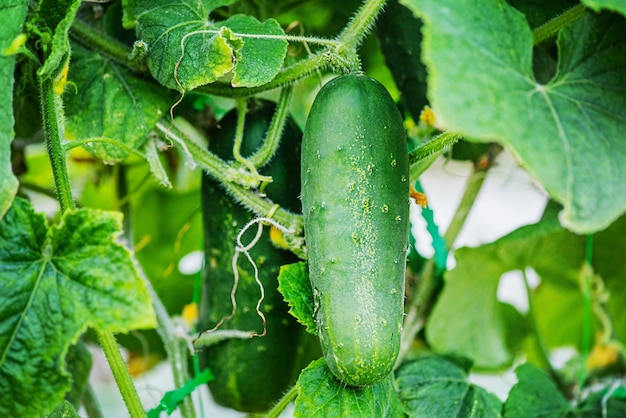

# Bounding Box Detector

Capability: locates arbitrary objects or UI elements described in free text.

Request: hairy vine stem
[578,235,594,396]
[40,77,74,213]
[97,331,147,418]
[70,19,146,73]
[155,120,304,235]
[41,68,150,418]
[248,85,294,168]
[266,385,299,418]
[532,4,586,45]
[117,166,195,418]
[336,0,387,50]
[523,269,567,395]
[197,52,329,97]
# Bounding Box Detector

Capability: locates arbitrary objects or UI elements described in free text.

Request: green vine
[97,331,147,418]
[40,58,148,418]
[248,85,294,168]
[155,120,305,234]
[70,19,146,73]
[532,4,587,45]
[578,234,594,394]
[266,385,299,418]
[40,76,74,213]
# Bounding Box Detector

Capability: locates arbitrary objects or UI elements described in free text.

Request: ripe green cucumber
[301,74,410,386]
[200,99,315,412]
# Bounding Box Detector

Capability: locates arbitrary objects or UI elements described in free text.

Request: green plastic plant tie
[146,368,214,418]
[413,180,447,275]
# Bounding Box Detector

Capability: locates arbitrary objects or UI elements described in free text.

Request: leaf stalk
[40,77,75,213]
[96,330,147,418]
[532,4,586,45]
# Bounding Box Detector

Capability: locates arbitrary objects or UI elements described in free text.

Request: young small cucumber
[301,74,410,386]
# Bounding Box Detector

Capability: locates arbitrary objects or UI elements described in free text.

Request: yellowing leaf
[124,0,287,90]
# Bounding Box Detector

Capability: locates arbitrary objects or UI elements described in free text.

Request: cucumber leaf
[294,358,404,418]
[0,198,156,417]
[503,363,574,418]
[0,0,27,220]
[427,206,626,369]
[403,0,626,234]
[426,215,565,368]
[64,42,172,163]
[396,356,501,417]
[122,0,287,90]
[35,0,82,81]
[44,401,80,418]
[582,0,626,16]
[277,262,317,335]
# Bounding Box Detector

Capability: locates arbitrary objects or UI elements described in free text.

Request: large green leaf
[0,0,27,220]
[122,0,287,90]
[0,198,156,417]
[64,42,172,163]
[583,0,626,16]
[427,207,626,369]
[395,356,502,417]
[294,358,404,418]
[402,0,626,233]
[503,363,574,418]
[425,218,563,368]
[532,212,626,350]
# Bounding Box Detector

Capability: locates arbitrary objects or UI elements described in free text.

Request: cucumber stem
[63,137,146,159]
[157,120,304,234]
[40,77,74,213]
[197,53,329,98]
[249,85,294,168]
[408,132,462,167]
[336,0,387,50]
[41,65,149,418]
[97,331,147,418]
[81,383,104,418]
[532,4,586,45]
[117,167,196,418]
[523,269,567,395]
[266,384,298,418]
[578,234,594,396]
[70,19,146,73]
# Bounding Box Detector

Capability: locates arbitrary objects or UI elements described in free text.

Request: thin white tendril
[234,217,295,337]
[233,219,266,336]
[601,379,623,418]
[194,216,295,342]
